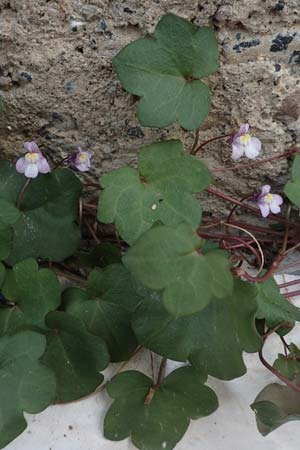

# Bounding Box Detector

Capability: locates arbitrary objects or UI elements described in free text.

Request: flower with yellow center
[79,152,88,163]
[25,152,40,164]
[257,185,283,218]
[263,193,273,204]
[239,133,251,146]
[231,123,262,160]
[16,141,50,178]
[69,147,92,172]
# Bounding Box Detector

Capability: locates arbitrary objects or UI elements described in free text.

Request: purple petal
[244,138,261,159]
[239,123,250,135]
[259,203,270,218]
[231,143,244,161]
[270,203,281,214]
[251,136,261,152]
[76,162,89,172]
[261,185,271,196]
[272,194,283,206]
[37,157,51,174]
[24,141,41,154]
[16,157,27,173]
[24,164,39,178]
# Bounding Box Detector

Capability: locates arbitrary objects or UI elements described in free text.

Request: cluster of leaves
[1,11,300,450]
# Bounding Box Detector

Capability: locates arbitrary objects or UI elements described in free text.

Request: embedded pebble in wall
[270,33,295,52]
[20,72,33,82]
[127,126,145,138]
[70,19,86,32]
[233,39,261,53]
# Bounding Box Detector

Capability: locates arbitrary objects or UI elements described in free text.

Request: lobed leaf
[273,354,300,381]
[123,223,233,317]
[0,258,61,335]
[98,140,211,244]
[113,13,219,130]
[0,162,82,264]
[0,331,56,449]
[256,276,300,328]
[252,383,300,435]
[64,264,142,362]
[132,279,261,380]
[104,366,218,450]
[41,311,110,402]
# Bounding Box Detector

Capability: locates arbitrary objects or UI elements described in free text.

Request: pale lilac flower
[256,185,283,218]
[230,123,262,160]
[69,147,92,172]
[16,142,50,178]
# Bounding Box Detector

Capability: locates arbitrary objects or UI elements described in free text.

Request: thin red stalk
[213,147,298,173]
[17,178,31,209]
[191,133,232,155]
[278,279,300,289]
[53,156,69,170]
[227,194,253,223]
[225,240,255,250]
[280,336,290,357]
[259,348,300,393]
[221,236,262,267]
[202,218,284,236]
[144,357,167,406]
[206,187,289,225]
[198,231,282,243]
[275,259,300,273]
[190,128,201,154]
[240,205,291,283]
[282,290,300,299]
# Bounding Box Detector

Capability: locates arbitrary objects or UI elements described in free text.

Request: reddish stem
[278,279,300,289]
[282,290,300,299]
[198,231,283,243]
[191,133,233,155]
[259,348,300,393]
[221,236,262,267]
[213,147,298,173]
[202,218,285,236]
[17,178,31,209]
[275,259,300,273]
[206,187,289,225]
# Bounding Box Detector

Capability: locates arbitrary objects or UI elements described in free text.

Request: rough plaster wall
[0,0,300,210]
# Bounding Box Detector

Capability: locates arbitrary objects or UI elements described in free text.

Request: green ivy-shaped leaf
[104,366,218,450]
[0,200,21,261]
[0,258,61,335]
[256,276,300,328]
[98,140,211,245]
[113,13,219,130]
[284,154,300,207]
[251,383,300,435]
[64,264,142,362]
[132,279,261,380]
[123,223,233,316]
[0,199,21,225]
[0,162,81,264]
[41,311,110,402]
[0,331,56,449]
[273,353,300,381]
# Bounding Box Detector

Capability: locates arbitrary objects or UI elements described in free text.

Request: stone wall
[0,0,299,207]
